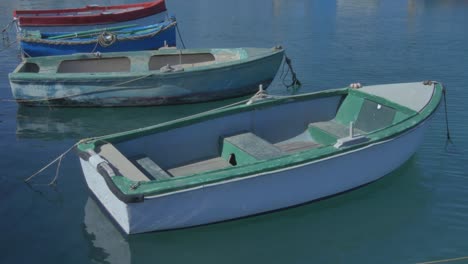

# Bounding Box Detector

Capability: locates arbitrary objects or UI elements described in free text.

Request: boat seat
[134,156,172,181]
[221,132,283,163]
[308,120,364,145]
[97,143,151,182]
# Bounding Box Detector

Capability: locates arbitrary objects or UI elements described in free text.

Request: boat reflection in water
[83,197,130,264]
[81,159,429,264]
[15,96,248,140]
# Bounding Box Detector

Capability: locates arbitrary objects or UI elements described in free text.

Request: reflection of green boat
[9,47,284,107]
[76,81,443,234]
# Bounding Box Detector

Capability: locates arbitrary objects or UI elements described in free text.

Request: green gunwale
[77,83,443,197]
[9,47,284,81]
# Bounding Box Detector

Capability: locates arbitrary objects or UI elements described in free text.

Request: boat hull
[14,0,167,29]
[80,119,429,234]
[10,50,284,107]
[20,25,176,57]
[16,12,169,33]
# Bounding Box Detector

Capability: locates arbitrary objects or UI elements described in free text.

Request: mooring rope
[279,54,301,92]
[175,23,186,49]
[97,31,117,47]
[441,84,452,145]
[0,39,17,53]
[24,142,80,185]
[416,255,468,264]
[23,95,254,185]
[1,19,16,37]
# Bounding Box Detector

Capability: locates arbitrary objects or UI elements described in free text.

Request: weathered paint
[9,47,285,106]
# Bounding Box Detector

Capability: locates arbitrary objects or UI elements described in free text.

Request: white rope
[81,96,258,144]
[417,255,468,264]
[22,86,292,186]
[24,142,80,184]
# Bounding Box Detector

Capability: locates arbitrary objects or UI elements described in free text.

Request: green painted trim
[76,83,442,197]
[10,47,284,80]
[307,125,338,145]
[348,88,417,115]
[220,140,258,165]
[393,111,410,124]
[334,94,364,125]
[77,142,95,152]
[80,89,347,146]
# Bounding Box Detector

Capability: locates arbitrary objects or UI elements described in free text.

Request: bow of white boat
[357,81,436,112]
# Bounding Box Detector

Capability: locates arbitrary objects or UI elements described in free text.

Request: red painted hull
[14,0,166,27]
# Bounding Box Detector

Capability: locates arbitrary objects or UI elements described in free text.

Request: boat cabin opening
[57,57,131,73]
[18,62,40,73]
[148,53,216,70]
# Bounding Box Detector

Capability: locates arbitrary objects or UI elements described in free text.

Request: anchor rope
[0,39,17,53]
[24,142,80,185]
[280,54,301,91]
[175,23,186,49]
[1,19,16,33]
[23,95,258,184]
[416,255,468,264]
[441,84,452,144]
[85,97,253,143]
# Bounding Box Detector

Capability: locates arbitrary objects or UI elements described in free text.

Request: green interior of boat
[86,88,424,196]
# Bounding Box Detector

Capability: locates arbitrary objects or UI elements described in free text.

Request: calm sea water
[1,0,468,263]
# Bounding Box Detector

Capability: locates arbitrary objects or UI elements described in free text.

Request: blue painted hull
[20,22,176,57]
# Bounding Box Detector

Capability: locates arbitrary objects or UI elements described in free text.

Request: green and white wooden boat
[76,81,443,234]
[8,47,284,107]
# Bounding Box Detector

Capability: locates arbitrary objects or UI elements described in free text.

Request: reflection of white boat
[83,197,130,264]
[77,81,442,234]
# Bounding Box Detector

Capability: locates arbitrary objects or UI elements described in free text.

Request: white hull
[81,120,428,234]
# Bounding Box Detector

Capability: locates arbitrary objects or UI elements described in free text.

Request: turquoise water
[1,0,468,263]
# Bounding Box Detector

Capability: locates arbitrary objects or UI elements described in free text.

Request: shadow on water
[15,96,250,141]
[82,157,434,264]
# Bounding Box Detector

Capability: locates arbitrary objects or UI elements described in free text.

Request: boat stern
[77,146,136,234]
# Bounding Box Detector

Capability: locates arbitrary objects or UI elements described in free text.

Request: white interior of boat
[88,83,432,182]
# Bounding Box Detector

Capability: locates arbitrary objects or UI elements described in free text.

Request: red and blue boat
[19,18,176,57]
[14,0,167,31]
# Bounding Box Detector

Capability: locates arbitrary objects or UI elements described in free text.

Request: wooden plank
[168,157,231,177]
[275,141,321,153]
[224,132,283,160]
[135,157,172,181]
[98,143,150,182]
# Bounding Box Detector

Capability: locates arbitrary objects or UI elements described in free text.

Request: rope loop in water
[280,53,301,92]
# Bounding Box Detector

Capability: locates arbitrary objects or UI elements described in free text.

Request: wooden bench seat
[97,143,151,182]
[223,132,283,161]
[135,156,172,181]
